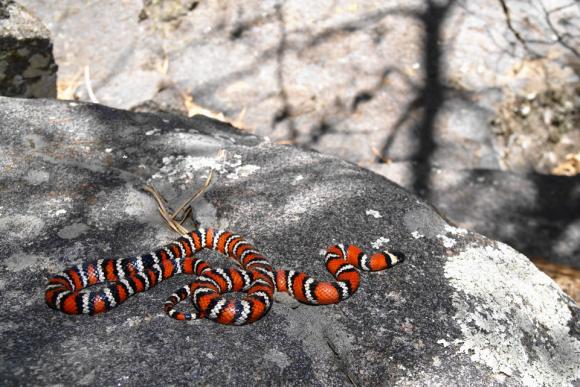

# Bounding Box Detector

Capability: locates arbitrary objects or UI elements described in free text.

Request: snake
[45,228,405,325]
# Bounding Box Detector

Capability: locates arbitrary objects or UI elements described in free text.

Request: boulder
[17,0,579,269]
[370,162,580,268]
[0,96,578,386]
[17,0,579,172]
[0,0,57,98]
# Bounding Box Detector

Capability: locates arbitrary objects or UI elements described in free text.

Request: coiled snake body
[45,228,404,325]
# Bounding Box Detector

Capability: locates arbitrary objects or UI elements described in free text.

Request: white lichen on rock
[444,224,468,235]
[151,155,223,181]
[226,164,261,180]
[0,214,45,240]
[51,209,67,217]
[437,234,457,248]
[444,242,580,386]
[150,151,259,185]
[371,236,390,250]
[411,231,424,239]
[3,252,53,272]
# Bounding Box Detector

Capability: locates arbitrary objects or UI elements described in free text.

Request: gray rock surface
[0,0,57,97]
[0,96,578,386]
[17,0,579,172]
[370,162,580,268]
[16,0,579,268]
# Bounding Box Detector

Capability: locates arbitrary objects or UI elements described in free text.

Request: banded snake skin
[45,228,405,325]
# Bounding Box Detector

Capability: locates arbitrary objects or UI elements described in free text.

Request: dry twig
[144,169,214,235]
[144,150,224,234]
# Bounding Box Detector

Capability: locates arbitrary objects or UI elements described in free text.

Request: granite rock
[17,0,579,172]
[0,96,578,386]
[370,162,580,268]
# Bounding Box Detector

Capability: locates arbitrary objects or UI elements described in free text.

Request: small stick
[144,149,223,235]
[171,169,214,222]
[143,185,189,235]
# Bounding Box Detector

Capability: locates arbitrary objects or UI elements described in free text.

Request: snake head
[387,251,405,266]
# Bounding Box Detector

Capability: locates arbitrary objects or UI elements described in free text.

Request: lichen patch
[371,237,390,250]
[57,222,89,239]
[444,243,580,386]
[3,252,52,272]
[0,214,45,241]
[437,234,457,248]
[226,164,260,180]
[366,209,382,218]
